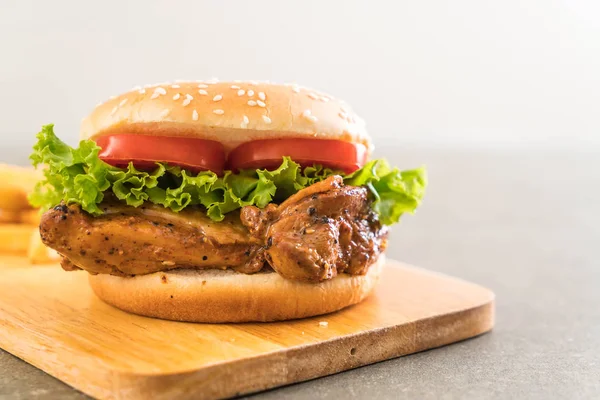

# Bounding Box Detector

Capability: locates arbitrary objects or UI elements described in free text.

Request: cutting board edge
[75,298,494,400]
[110,284,495,376]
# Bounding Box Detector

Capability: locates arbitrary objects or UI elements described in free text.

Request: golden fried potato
[0,186,30,211]
[0,209,22,224]
[0,164,43,212]
[0,224,34,255]
[0,163,43,194]
[28,228,60,264]
[19,209,41,226]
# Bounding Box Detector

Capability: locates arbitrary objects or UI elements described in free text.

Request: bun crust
[80,81,370,152]
[88,255,384,323]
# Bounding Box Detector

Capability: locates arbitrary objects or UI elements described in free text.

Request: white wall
[1,0,599,160]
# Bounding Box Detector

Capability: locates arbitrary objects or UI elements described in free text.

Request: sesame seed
[308,93,318,100]
[230,85,240,89]
[171,84,180,89]
[292,87,300,93]
[319,321,328,327]
[237,89,245,96]
[138,88,146,94]
[159,109,170,118]
[132,85,141,91]
[319,97,329,102]
[243,115,249,124]
[198,89,208,95]
[302,109,318,123]
[247,90,255,97]
[110,106,118,116]
[173,93,181,100]
[192,109,198,121]
[182,94,193,106]
[198,84,208,88]
[248,80,258,85]
[155,87,167,95]
[305,228,316,234]
[339,112,348,119]
[340,106,348,113]
[262,115,272,124]
[247,100,257,106]
[109,95,116,100]
[213,109,224,115]
[233,79,242,83]
[258,92,266,101]
[257,100,266,107]
[119,98,128,107]
[150,92,160,99]
[213,94,223,102]
[206,78,219,84]
[241,115,249,128]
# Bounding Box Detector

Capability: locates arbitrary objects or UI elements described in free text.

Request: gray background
[0,1,599,399]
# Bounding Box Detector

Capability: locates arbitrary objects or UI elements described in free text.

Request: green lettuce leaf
[344,159,427,225]
[30,124,112,215]
[29,124,427,225]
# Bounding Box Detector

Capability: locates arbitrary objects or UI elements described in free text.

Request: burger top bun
[81,80,371,152]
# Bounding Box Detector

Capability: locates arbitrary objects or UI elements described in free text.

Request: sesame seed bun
[80,80,371,152]
[88,254,384,323]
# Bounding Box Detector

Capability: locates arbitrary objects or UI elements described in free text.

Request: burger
[30,80,426,322]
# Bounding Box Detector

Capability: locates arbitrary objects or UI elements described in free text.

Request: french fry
[0,209,22,224]
[19,209,42,226]
[28,228,60,264]
[0,164,43,194]
[0,164,43,212]
[0,186,30,211]
[0,165,49,261]
[0,224,34,255]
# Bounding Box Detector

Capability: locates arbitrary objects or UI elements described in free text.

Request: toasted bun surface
[81,80,370,152]
[88,255,384,323]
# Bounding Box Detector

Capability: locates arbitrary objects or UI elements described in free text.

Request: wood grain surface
[0,256,494,400]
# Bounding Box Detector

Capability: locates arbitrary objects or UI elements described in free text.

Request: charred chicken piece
[240,176,387,282]
[40,201,263,276]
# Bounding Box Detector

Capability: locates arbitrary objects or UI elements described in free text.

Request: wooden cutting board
[0,256,494,400]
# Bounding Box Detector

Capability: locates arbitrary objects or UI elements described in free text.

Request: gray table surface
[1,148,598,399]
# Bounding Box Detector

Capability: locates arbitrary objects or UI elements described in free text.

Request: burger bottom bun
[88,255,385,323]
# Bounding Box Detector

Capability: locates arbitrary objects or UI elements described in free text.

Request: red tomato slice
[96,135,226,175]
[227,139,367,173]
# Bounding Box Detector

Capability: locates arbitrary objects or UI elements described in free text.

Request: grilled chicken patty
[40,176,388,282]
